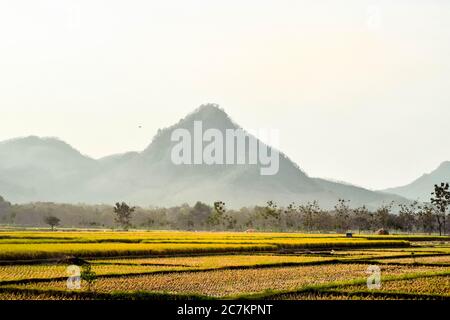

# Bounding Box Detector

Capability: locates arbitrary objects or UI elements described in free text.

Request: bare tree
[334,199,351,233]
[352,205,372,234]
[299,201,322,232]
[261,201,282,230]
[398,201,419,233]
[282,202,300,230]
[374,202,394,230]
[416,204,435,235]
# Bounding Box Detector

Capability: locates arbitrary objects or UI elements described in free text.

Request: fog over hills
[0,104,407,208]
[382,161,450,201]
[0,136,97,203]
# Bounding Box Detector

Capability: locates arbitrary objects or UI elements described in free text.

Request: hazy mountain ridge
[382,161,450,201]
[0,136,99,202]
[0,104,407,208]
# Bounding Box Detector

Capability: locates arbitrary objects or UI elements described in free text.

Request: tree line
[0,183,448,235]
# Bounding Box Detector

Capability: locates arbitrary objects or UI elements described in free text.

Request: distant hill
[0,136,98,202]
[0,104,406,208]
[382,161,450,201]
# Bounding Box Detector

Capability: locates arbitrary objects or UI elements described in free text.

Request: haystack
[376,228,389,235]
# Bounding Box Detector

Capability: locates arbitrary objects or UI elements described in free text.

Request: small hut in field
[375,228,389,235]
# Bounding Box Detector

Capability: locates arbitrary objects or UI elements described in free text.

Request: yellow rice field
[0,230,448,300]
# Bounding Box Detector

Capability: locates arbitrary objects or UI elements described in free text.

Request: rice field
[11,264,448,297]
[0,230,449,300]
[339,275,450,296]
[92,254,332,268]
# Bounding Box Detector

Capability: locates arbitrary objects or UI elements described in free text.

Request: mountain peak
[0,135,94,164]
[382,160,450,200]
[196,103,223,113]
[185,103,230,123]
[1,135,69,148]
[144,104,237,154]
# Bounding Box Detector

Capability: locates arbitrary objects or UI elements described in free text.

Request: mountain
[382,161,450,201]
[0,104,406,208]
[0,136,98,202]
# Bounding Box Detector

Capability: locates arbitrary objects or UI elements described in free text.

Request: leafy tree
[263,201,281,230]
[80,263,97,291]
[44,215,60,231]
[208,201,226,227]
[431,183,450,236]
[0,196,11,213]
[189,201,212,229]
[264,201,279,218]
[113,202,135,230]
[209,202,237,230]
[0,196,12,223]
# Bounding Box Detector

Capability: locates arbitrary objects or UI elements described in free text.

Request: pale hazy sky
[1,0,450,190]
